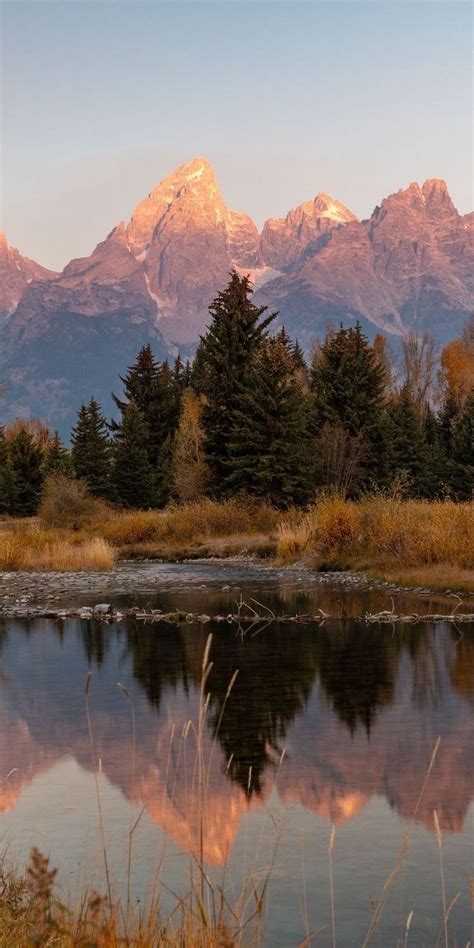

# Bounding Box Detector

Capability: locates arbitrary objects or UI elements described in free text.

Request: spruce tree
[195,271,276,494]
[113,345,182,504]
[385,387,427,496]
[43,432,73,478]
[227,335,312,507]
[9,429,44,515]
[71,399,111,498]
[419,407,447,499]
[0,426,15,515]
[311,323,387,486]
[112,401,154,508]
[447,394,474,499]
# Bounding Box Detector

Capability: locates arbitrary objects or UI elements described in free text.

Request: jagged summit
[260,189,357,270]
[123,156,260,338]
[1,161,472,435]
[313,191,357,223]
[0,230,56,320]
[126,157,223,257]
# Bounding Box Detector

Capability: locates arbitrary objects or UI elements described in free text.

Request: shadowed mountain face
[0,614,473,864]
[1,159,472,433]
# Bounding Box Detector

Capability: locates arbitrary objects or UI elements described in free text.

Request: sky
[1,0,472,271]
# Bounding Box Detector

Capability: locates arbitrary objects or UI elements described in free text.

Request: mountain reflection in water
[1,610,473,861]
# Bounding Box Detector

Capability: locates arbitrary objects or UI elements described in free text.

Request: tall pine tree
[113,345,182,504]
[447,394,474,500]
[227,334,312,507]
[71,398,111,498]
[385,387,428,496]
[43,432,73,478]
[9,429,44,515]
[0,426,15,515]
[112,401,154,508]
[195,271,276,494]
[311,324,387,486]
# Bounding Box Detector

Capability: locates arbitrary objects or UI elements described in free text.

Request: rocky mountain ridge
[1,157,472,434]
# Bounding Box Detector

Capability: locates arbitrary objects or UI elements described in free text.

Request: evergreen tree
[113,345,182,504]
[112,402,154,508]
[385,387,428,496]
[43,432,73,478]
[227,335,312,507]
[71,398,111,498]
[0,426,15,515]
[173,353,192,392]
[438,389,459,456]
[195,271,276,494]
[311,323,387,485]
[9,429,44,515]
[447,394,474,499]
[420,407,448,499]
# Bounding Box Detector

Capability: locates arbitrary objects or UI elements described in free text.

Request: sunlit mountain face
[1,159,472,436]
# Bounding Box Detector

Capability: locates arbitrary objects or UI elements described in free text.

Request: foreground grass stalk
[117,681,136,924]
[362,737,441,947]
[84,671,113,913]
[433,810,448,948]
[328,825,336,948]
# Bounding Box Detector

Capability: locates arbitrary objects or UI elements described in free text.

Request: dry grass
[0,850,240,946]
[2,496,472,590]
[0,526,116,572]
[97,499,280,549]
[276,497,474,587]
[366,564,474,595]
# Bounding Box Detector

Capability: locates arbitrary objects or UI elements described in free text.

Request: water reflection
[0,602,473,854]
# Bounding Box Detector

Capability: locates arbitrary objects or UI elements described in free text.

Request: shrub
[39,474,106,529]
[275,496,473,570]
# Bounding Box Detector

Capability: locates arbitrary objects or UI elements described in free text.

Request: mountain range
[1,157,472,436]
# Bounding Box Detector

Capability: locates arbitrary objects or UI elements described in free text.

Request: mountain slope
[0,224,169,432]
[0,160,472,436]
[256,179,473,345]
[0,232,56,322]
[126,156,261,342]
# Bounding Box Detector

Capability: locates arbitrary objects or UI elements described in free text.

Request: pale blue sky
[1,0,472,270]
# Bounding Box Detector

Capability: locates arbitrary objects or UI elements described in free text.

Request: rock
[78,607,94,620]
[93,603,113,616]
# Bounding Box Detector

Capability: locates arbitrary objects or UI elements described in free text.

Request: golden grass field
[0,495,472,593]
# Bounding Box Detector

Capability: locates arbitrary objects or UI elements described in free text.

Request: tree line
[0,272,473,515]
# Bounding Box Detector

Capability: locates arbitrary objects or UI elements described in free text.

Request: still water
[0,562,473,945]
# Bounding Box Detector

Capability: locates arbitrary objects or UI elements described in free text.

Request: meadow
[0,492,472,594]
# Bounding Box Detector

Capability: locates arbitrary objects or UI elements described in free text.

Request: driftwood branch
[1,602,473,625]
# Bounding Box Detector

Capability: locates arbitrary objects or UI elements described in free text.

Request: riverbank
[0,497,473,596]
